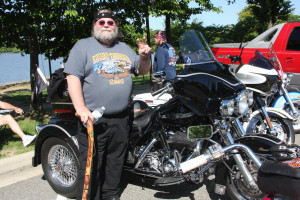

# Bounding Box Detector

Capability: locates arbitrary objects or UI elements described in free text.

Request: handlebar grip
[179,154,209,174]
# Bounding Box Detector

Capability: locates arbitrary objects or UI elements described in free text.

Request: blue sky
[149,0,300,30]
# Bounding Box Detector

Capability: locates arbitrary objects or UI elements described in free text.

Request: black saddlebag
[257,159,300,200]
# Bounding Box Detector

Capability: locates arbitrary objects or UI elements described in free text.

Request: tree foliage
[247,0,294,31]
[1,0,100,111]
[0,0,298,111]
[0,0,147,110]
[148,0,222,42]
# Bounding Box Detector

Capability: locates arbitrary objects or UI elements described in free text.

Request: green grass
[0,89,50,159]
[0,114,50,159]
[132,73,151,85]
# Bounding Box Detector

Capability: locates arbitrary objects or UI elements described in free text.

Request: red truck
[212,22,300,92]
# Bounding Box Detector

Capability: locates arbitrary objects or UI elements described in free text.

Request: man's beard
[93,26,118,44]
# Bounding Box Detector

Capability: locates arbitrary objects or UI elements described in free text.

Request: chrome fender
[272,92,300,109]
[264,107,294,120]
[33,124,79,167]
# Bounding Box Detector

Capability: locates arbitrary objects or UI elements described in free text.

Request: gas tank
[174,61,245,113]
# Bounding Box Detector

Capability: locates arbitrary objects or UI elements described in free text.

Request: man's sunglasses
[98,20,115,26]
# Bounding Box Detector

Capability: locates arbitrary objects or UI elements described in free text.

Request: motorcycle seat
[131,106,159,132]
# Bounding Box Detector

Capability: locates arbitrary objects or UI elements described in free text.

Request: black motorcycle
[32,30,282,200]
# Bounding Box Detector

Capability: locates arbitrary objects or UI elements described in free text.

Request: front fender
[246,107,294,123]
[243,108,294,131]
[32,123,79,167]
[234,134,283,154]
[272,92,300,109]
[264,107,294,120]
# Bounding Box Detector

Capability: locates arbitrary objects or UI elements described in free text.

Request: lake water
[0,53,63,85]
[0,53,155,86]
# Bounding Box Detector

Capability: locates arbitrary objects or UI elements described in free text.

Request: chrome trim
[51,102,73,105]
[223,144,261,167]
[177,72,242,86]
[135,138,158,169]
[220,99,234,116]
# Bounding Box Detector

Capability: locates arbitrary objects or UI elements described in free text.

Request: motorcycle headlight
[235,90,249,115]
[248,90,254,106]
[220,99,234,116]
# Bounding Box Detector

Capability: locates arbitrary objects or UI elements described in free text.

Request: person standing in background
[153,30,176,88]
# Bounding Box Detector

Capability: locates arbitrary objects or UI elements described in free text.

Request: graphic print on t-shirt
[168,46,176,66]
[92,52,132,84]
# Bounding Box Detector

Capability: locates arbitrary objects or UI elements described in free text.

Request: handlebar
[178,143,261,174]
[152,85,168,96]
[152,82,173,96]
[226,55,242,64]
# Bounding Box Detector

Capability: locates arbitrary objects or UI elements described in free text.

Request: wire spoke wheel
[41,137,78,198]
[48,144,77,187]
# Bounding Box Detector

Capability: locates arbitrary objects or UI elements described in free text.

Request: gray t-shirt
[64,37,139,114]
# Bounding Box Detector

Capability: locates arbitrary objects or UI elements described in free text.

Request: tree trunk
[268,20,273,29]
[28,34,42,111]
[145,6,154,93]
[165,14,171,43]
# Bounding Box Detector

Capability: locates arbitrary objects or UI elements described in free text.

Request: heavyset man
[64,9,151,200]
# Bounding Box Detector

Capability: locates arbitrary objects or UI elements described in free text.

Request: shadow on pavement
[119,170,230,200]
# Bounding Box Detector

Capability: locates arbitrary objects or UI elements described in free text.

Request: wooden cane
[76,114,94,200]
[82,118,94,200]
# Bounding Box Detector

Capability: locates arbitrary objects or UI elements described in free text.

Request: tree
[149,0,222,43]
[277,13,300,24]
[247,0,294,32]
[1,0,98,111]
[232,6,259,42]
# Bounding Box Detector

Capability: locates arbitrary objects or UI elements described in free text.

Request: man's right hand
[76,106,94,124]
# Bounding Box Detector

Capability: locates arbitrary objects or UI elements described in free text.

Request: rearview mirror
[188,125,213,139]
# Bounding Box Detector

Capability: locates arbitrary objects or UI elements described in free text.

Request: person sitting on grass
[0,101,36,147]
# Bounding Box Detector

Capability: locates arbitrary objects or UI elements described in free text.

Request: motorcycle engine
[167,131,197,150]
[130,146,178,174]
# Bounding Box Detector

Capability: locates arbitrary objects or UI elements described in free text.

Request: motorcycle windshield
[249,50,274,70]
[179,30,217,64]
[175,30,245,114]
[267,43,284,79]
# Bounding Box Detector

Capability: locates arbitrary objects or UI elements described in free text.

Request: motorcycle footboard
[154,176,186,186]
[257,159,300,200]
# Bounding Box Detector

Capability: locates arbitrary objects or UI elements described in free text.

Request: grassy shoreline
[0,82,50,159]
